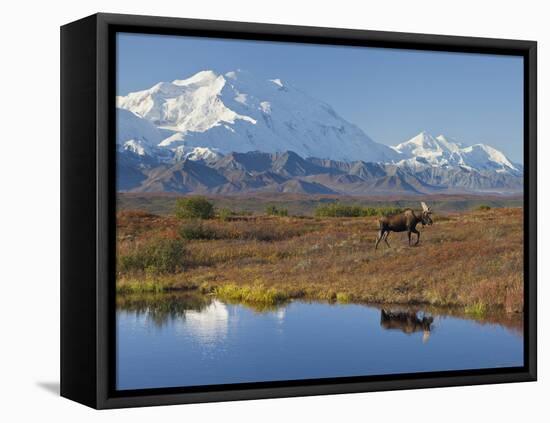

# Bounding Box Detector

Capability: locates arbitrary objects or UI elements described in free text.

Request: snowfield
[117,69,400,163]
[393,131,521,175]
[115,69,522,194]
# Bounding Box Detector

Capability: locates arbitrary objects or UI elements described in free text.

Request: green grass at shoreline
[116,275,515,315]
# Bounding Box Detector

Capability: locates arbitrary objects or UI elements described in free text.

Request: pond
[116,293,523,390]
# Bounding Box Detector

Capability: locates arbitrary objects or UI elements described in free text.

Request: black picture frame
[60,12,537,409]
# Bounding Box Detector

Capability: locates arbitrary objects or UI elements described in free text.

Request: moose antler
[421,201,430,212]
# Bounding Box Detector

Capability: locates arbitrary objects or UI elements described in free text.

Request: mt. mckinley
[116,70,523,195]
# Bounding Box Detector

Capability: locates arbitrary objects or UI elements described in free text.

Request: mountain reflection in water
[116,292,524,390]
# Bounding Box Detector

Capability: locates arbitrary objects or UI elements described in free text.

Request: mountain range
[115,69,523,195]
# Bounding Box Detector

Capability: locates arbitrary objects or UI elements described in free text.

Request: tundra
[375,202,433,249]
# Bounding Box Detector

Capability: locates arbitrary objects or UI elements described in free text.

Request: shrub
[118,237,186,274]
[477,204,491,211]
[315,203,362,217]
[217,207,234,221]
[371,206,404,216]
[175,196,214,219]
[314,203,403,217]
[265,205,289,217]
[179,221,219,240]
[178,220,304,242]
[238,226,279,242]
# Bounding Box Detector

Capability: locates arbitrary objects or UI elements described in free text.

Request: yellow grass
[116,208,524,313]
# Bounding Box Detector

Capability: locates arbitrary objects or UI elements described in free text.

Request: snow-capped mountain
[116,69,399,163]
[115,70,523,194]
[393,131,521,176]
[116,108,171,157]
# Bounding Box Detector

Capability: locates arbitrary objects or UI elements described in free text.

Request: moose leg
[407,230,412,246]
[375,230,384,250]
[412,228,420,245]
[384,231,391,248]
[413,229,420,245]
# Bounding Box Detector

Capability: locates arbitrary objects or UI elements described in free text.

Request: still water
[116,293,523,390]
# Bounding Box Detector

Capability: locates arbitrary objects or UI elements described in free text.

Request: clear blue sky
[117,33,524,163]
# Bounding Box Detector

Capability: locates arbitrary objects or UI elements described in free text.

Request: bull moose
[375,202,433,249]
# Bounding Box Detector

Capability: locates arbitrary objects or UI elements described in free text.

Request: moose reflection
[380,309,434,343]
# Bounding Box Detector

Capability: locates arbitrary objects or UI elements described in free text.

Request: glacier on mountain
[117,69,400,163]
[393,131,521,175]
[115,70,522,194]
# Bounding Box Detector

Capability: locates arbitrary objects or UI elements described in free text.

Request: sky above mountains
[117,32,524,163]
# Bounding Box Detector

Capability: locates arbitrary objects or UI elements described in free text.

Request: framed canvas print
[60,13,537,409]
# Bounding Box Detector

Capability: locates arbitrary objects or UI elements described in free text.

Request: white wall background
[0,0,546,421]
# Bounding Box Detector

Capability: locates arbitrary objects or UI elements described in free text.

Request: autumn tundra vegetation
[116,195,524,316]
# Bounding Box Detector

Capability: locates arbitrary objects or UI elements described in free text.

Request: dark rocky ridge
[117,149,523,195]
